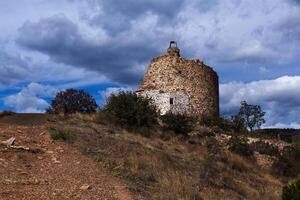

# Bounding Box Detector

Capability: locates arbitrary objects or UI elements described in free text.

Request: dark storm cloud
[273,14,300,43]
[0,51,30,86]
[289,0,300,4]
[85,0,184,33]
[17,14,163,84]
[17,0,300,87]
[100,0,183,18]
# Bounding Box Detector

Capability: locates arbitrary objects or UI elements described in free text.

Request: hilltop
[0,112,299,199]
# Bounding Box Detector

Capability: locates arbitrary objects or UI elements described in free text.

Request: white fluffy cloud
[4,82,58,113]
[99,86,136,104]
[220,76,300,127]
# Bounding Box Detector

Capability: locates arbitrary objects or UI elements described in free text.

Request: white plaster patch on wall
[138,90,189,115]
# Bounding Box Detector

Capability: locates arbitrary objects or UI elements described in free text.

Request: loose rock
[80,184,92,191]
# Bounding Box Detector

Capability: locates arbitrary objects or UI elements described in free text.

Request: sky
[1,0,300,128]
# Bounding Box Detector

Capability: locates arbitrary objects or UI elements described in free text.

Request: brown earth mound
[0,114,132,200]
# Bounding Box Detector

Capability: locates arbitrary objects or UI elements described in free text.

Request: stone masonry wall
[139,90,189,115]
[138,46,219,119]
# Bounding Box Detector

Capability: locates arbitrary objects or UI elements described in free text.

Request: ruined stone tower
[137,41,219,119]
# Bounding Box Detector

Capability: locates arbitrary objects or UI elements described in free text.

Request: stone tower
[137,41,219,119]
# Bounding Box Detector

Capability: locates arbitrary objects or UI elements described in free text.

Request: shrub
[102,91,158,130]
[50,129,70,141]
[201,116,246,133]
[202,117,229,129]
[249,140,279,156]
[231,115,247,132]
[253,129,300,143]
[160,112,194,136]
[228,136,253,157]
[282,178,300,200]
[46,88,97,114]
[272,144,300,177]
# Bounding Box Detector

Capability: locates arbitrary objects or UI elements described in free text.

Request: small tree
[46,89,97,114]
[236,101,265,132]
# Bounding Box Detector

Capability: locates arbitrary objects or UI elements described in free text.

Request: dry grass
[48,114,283,200]
[154,170,199,200]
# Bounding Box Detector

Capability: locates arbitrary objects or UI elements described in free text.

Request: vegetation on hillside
[272,144,300,177]
[249,140,279,156]
[48,114,282,199]
[160,112,194,136]
[46,88,98,114]
[236,101,265,132]
[282,178,300,200]
[253,128,300,143]
[49,129,71,141]
[101,91,158,132]
[46,90,299,199]
[228,136,253,158]
[0,110,15,117]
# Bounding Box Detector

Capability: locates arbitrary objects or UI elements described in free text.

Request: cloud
[3,82,58,113]
[0,50,30,87]
[0,45,108,89]
[17,14,165,84]
[99,86,136,103]
[14,0,300,87]
[84,0,184,33]
[273,12,300,43]
[289,0,300,5]
[175,0,300,64]
[220,76,300,127]
[1,0,300,127]
[258,66,269,75]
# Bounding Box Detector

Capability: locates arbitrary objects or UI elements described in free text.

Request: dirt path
[0,114,133,200]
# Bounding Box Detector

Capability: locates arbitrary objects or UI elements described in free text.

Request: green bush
[50,129,70,141]
[273,144,300,177]
[249,140,279,156]
[231,115,247,132]
[282,178,300,200]
[228,136,253,157]
[160,112,194,136]
[102,91,158,130]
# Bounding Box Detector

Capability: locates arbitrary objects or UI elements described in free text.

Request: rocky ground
[48,114,283,200]
[0,113,291,200]
[0,114,132,200]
